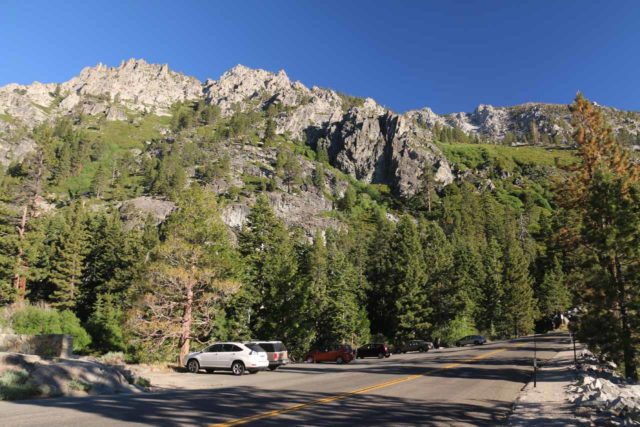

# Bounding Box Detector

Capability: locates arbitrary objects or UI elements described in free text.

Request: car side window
[207,344,223,352]
[223,344,242,352]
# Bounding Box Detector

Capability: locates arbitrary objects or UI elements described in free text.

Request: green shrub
[431,316,478,346]
[135,376,151,388]
[0,370,39,400]
[10,305,91,352]
[96,351,126,365]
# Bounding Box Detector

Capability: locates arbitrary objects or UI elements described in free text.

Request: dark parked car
[455,335,486,346]
[396,340,433,353]
[246,341,290,371]
[357,343,391,359]
[304,344,355,364]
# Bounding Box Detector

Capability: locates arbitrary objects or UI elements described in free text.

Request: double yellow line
[211,347,509,427]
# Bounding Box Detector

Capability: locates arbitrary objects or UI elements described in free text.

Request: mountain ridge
[2,59,640,145]
[0,59,639,203]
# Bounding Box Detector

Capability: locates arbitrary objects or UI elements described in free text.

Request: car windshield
[245,343,265,352]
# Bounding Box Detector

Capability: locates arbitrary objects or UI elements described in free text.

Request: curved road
[0,333,572,426]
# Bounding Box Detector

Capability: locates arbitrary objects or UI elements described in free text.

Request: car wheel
[205,368,215,374]
[268,366,278,371]
[378,352,384,359]
[231,361,245,376]
[306,356,315,363]
[187,359,200,373]
[336,356,344,364]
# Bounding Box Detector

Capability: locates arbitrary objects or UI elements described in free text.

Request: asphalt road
[0,333,572,427]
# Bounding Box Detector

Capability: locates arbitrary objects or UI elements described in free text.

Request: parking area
[139,345,491,391]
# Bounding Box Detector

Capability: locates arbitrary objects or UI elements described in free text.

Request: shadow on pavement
[8,387,514,426]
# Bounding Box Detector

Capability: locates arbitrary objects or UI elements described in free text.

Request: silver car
[185,342,269,375]
[246,341,290,371]
[455,335,487,347]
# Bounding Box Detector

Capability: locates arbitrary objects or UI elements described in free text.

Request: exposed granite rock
[321,107,451,197]
[119,196,176,228]
[61,59,202,116]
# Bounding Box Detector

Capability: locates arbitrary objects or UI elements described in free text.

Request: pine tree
[477,238,504,336]
[366,210,396,339]
[303,231,329,332]
[91,163,110,199]
[50,203,89,310]
[131,186,241,364]
[316,144,330,164]
[421,165,436,212]
[239,195,310,355]
[86,293,125,352]
[264,118,276,144]
[537,256,570,318]
[80,211,145,320]
[0,203,19,304]
[339,186,357,212]
[313,163,325,191]
[392,215,430,344]
[558,93,640,380]
[499,236,537,337]
[275,149,302,193]
[317,230,369,348]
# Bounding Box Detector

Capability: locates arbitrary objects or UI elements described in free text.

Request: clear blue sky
[1,0,639,114]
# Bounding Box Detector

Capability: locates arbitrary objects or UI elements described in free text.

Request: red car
[304,344,355,364]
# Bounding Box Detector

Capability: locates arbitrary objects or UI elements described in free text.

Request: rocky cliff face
[319,107,452,197]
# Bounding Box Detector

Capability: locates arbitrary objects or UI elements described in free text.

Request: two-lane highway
[0,333,572,426]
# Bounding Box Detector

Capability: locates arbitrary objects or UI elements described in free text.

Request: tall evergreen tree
[477,238,504,336]
[537,256,570,318]
[131,186,240,364]
[392,215,430,344]
[317,230,369,348]
[499,236,537,337]
[239,195,309,355]
[49,203,89,310]
[366,210,396,339]
[558,93,640,380]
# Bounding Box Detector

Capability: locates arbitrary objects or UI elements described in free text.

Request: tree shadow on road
[6,386,517,426]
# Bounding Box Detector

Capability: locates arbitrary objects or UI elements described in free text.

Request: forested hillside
[0,61,637,380]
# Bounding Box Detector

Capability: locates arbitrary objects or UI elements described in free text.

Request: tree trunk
[178,277,194,366]
[614,255,638,381]
[13,205,28,301]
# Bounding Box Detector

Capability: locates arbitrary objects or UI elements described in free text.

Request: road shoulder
[508,348,589,426]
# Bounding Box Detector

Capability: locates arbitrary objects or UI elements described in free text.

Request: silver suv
[185,342,269,375]
[455,335,487,347]
[246,341,290,371]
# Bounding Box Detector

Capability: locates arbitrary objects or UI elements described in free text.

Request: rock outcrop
[320,107,452,197]
[62,59,202,115]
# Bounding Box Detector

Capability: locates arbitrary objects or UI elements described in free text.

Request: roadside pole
[571,331,577,365]
[533,332,537,388]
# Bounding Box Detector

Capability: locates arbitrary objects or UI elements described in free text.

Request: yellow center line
[209,346,513,427]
